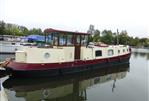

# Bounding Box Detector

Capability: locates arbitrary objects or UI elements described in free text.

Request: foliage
[118,31,129,45]
[87,26,149,48]
[22,27,29,36]
[28,28,43,35]
[0,21,5,35]
[100,30,114,44]
[0,21,43,36]
[92,30,100,42]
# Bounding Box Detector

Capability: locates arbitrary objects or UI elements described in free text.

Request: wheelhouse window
[123,49,125,52]
[85,35,88,45]
[59,34,67,46]
[95,50,102,57]
[81,35,85,45]
[46,34,53,45]
[81,35,88,46]
[53,33,58,46]
[76,35,81,44]
[67,34,73,45]
[108,49,114,56]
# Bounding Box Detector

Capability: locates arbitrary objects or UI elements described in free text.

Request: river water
[0,49,148,101]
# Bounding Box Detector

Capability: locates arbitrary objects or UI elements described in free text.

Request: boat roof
[44,28,90,35]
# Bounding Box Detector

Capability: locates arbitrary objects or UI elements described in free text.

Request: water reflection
[132,48,149,60]
[2,63,129,101]
[132,52,149,60]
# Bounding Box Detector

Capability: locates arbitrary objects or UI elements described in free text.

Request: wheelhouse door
[74,35,81,60]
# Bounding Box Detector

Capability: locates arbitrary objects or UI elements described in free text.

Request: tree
[22,27,29,36]
[5,26,23,36]
[0,21,6,35]
[133,37,140,47]
[92,29,100,42]
[28,28,43,35]
[100,30,114,44]
[139,38,149,47]
[118,30,129,45]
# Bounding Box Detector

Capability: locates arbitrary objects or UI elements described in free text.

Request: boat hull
[5,53,131,77]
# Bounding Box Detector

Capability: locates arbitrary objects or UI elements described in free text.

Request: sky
[0,0,148,38]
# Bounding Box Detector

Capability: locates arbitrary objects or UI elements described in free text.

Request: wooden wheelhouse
[44,28,90,60]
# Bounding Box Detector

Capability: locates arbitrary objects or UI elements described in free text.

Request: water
[0,54,14,62]
[0,49,148,101]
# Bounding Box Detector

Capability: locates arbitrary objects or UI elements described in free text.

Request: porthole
[44,53,50,59]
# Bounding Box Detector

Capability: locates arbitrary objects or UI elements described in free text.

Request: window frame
[95,50,102,57]
[108,49,114,56]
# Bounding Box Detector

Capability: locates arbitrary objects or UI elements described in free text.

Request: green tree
[100,30,114,44]
[0,21,6,35]
[118,30,129,45]
[139,38,149,47]
[5,27,23,36]
[28,28,42,35]
[22,27,29,36]
[92,29,100,42]
[133,37,141,47]
[88,35,93,42]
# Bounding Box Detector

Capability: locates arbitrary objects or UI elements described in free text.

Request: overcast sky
[0,0,148,38]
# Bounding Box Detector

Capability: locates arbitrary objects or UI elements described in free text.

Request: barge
[3,28,131,77]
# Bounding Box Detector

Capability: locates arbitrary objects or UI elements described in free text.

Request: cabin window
[95,50,102,57]
[108,49,114,56]
[123,49,125,52]
[118,50,120,54]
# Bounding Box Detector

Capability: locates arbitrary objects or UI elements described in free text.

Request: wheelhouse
[44,28,90,60]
